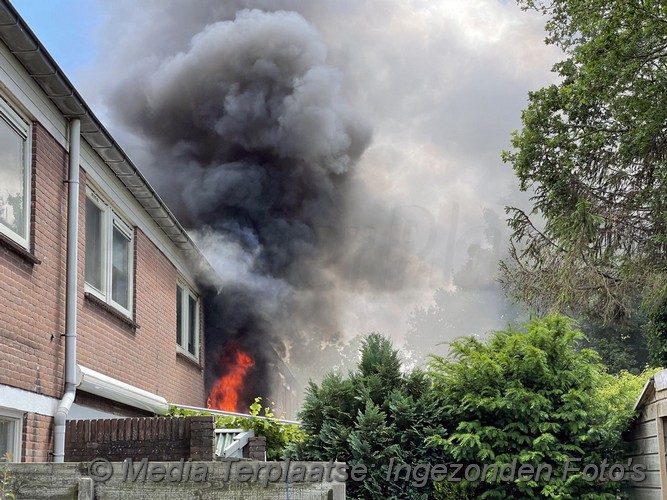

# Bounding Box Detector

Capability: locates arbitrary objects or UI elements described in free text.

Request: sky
[10,0,563,373]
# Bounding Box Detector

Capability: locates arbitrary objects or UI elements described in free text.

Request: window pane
[111,225,130,309]
[188,295,197,355]
[84,198,103,291]
[176,286,183,347]
[0,418,15,461]
[0,117,26,238]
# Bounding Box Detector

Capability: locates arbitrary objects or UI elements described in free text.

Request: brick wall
[0,119,207,461]
[244,436,267,461]
[22,413,54,463]
[77,222,206,407]
[0,123,68,462]
[0,123,68,401]
[64,416,215,462]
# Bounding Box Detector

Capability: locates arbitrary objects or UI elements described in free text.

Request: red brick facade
[0,121,206,461]
[0,123,67,402]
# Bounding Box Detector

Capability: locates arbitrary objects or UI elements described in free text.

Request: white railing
[173,403,300,425]
[215,428,255,458]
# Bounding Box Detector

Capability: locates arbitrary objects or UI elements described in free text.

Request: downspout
[53,118,81,463]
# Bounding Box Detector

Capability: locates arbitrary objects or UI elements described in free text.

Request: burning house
[0,0,213,462]
[0,0,374,464]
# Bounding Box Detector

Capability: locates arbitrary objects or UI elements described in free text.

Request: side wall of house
[0,123,68,462]
[1,121,205,461]
[77,176,205,404]
[625,385,666,499]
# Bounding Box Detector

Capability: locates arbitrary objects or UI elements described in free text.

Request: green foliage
[597,367,660,415]
[428,314,652,499]
[0,454,15,500]
[578,312,650,374]
[501,0,667,329]
[433,480,471,500]
[287,333,448,500]
[645,292,667,366]
[167,397,305,460]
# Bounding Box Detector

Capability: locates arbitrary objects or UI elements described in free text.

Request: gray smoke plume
[106,8,379,404]
[72,0,561,410]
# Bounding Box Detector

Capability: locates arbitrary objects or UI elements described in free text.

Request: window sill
[177,350,203,370]
[0,232,40,265]
[84,292,140,331]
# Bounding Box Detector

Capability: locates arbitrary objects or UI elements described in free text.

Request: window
[84,189,134,316]
[0,410,22,462]
[0,97,30,248]
[177,281,200,359]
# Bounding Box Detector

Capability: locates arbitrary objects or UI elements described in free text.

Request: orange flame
[207,343,255,412]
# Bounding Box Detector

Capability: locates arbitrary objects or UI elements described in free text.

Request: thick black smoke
[110,9,371,403]
[90,0,559,410]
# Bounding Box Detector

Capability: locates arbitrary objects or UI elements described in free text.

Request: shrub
[286,333,448,500]
[167,397,305,460]
[428,314,654,499]
[0,453,15,500]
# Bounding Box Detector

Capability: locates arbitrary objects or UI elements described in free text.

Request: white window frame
[0,96,31,249]
[84,187,134,318]
[0,407,23,462]
[176,279,200,361]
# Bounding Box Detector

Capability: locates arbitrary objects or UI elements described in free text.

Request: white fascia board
[0,384,58,416]
[76,365,169,416]
[0,40,67,148]
[80,141,201,289]
[0,36,203,290]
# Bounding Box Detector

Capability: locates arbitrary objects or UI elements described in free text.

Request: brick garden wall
[65,416,215,462]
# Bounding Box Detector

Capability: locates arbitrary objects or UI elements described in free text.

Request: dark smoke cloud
[65,0,563,407]
[101,8,386,401]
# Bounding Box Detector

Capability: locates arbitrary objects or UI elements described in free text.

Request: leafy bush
[645,292,667,366]
[167,397,305,460]
[428,314,654,499]
[433,480,471,500]
[286,333,449,500]
[0,453,15,500]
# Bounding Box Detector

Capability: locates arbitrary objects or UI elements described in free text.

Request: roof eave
[0,0,218,283]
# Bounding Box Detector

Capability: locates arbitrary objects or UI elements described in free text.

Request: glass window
[84,189,134,317]
[0,99,30,247]
[176,286,183,346]
[0,419,14,459]
[84,197,103,291]
[177,282,199,359]
[111,224,130,308]
[188,294,197,355]
[0,414,21,462]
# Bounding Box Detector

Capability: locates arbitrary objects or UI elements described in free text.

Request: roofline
[633,377,654,411]
[0,0,217,280]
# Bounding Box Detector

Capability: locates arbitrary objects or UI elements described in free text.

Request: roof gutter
[0,0,216,280]
[53,117,80,463]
